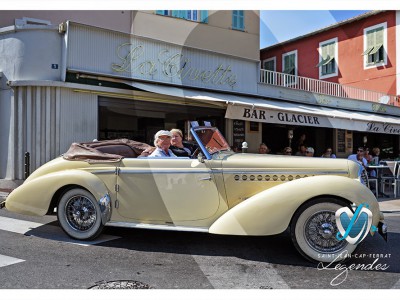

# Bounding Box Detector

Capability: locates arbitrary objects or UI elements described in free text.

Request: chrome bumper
[378,221,388,242]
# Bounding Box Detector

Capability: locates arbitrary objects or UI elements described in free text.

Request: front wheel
[291,198,357,263]
[57,188,104,240]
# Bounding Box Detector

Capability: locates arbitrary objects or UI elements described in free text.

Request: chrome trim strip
[98,193,112,225]
[91,170,116,175]
[118,170,219,175]
[106,221,209,233]
[222,170,349,175]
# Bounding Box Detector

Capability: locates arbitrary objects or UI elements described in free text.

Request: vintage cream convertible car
[2,122,386,263]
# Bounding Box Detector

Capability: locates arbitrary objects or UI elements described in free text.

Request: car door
[116,158,221,222]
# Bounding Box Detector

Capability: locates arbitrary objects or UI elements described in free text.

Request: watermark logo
[335,203,377,245]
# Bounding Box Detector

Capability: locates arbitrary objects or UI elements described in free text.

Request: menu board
[233,120,245,146]
[337,129,346,153]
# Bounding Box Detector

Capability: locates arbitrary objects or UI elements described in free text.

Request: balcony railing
[260,69,399,106]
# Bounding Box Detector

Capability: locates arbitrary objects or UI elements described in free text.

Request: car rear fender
[209,175,380,236]
[5,170,110,217]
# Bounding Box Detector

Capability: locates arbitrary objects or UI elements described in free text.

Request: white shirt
[348,154,367,167]
[148,147,177,158]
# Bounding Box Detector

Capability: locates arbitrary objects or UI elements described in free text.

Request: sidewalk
[0,190,11,202]
[378,198,400,213]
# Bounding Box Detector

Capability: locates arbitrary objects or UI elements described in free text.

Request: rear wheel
[57,188,104,240]
[291,198,357,263]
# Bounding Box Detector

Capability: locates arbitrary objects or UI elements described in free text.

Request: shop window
[232,10,244,31]
[282,50,297,86]
[363,23,387,68]
[317,38,338,79]
[156,10,208,23]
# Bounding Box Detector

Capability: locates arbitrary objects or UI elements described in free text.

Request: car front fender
[5,170,110,217]
[209,175,380,236]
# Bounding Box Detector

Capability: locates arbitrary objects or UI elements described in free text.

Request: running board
[106,221,209,233]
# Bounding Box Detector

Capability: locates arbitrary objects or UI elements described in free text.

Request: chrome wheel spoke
[65,195,97,232]
[304,210,347,253]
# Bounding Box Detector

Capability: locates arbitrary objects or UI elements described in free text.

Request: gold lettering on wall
[112,43,237,87]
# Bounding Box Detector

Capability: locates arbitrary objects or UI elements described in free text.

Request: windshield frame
[190,125,231,160]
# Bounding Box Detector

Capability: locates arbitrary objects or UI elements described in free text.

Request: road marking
[0,216,120,246]
[0,254,25,268]
[392,277,400,289]
[189,245,290,289]
[0,216,43,234]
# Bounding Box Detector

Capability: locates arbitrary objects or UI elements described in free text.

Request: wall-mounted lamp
[242,141,248,153]
[288,129,294,147]
[363,136,367,146]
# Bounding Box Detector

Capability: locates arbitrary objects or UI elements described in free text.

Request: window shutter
[238,11,244,30]
[200,11,208,23]
[371,27,384,55]
[232,11,238,29]
[375,27,384,46]
[180,11,187,19]
[364,28,375,55]
[232,10,244,30]
[317,42,335,67]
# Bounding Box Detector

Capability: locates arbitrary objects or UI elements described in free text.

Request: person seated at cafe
[371,147,381,165]
[295,144,307,156]
[364,147,373,164]
[283,147,292,155]
[321,147,336,158]
[305,147,314,157]
[169,128,191,157]
[258,143,270,154]
[348,147,369,171]
[148,130,177,158]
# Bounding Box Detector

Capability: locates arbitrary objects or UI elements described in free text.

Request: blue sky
[260,10,370,48]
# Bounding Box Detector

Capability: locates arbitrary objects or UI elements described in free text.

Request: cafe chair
[381,162,399,197]
[363,170,378,198]
[391,163,400,198]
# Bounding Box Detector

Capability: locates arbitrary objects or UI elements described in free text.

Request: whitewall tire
[57,188,104,240]
[291,198,357,263]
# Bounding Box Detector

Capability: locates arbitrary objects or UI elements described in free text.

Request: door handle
[199,177,212,181]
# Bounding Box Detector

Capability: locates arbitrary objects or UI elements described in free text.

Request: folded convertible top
[63,139,151,162]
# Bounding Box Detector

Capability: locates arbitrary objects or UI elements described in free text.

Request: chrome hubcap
[304,210,347,253]
[65,195,96,232]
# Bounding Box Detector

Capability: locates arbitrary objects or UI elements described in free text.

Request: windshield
[193,127,231,155]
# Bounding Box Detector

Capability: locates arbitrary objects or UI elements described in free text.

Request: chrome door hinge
[114,184,120,192]
[115,199,119,209]
[115,167,120,175]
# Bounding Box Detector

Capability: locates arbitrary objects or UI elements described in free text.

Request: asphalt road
[0,208,399,289]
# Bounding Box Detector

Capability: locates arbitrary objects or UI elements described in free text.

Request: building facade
[259,10,400,159]
[0,10,262,186]
[1,10,400,188]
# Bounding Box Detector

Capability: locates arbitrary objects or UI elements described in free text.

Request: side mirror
[198,152,205,163]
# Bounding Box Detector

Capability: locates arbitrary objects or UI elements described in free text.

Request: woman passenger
[170,128,192,157]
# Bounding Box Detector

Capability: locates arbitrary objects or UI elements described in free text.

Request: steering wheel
[190,147,200,159]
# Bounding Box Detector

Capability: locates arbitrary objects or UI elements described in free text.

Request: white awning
[127,81,400,135]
